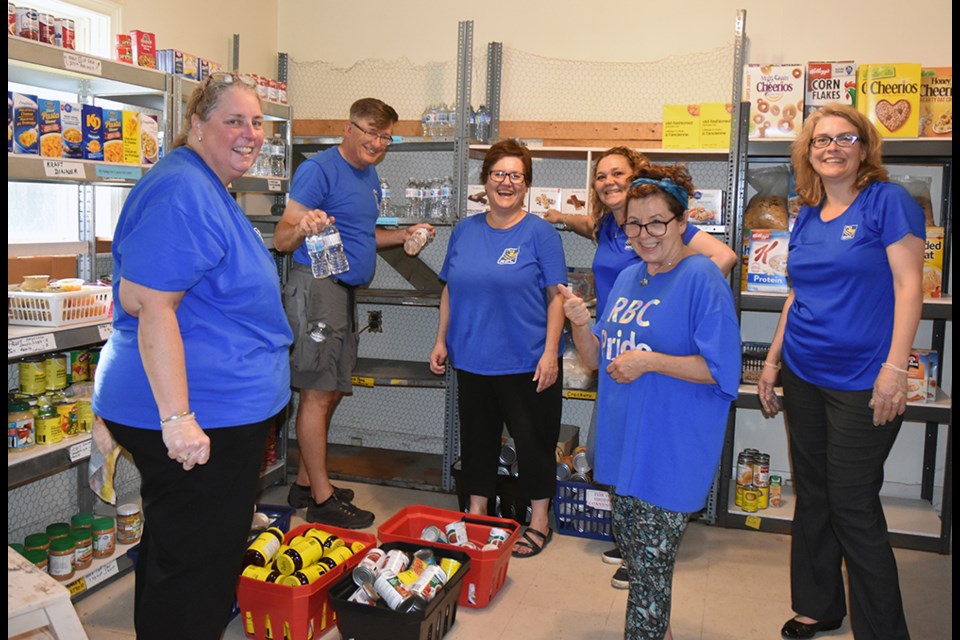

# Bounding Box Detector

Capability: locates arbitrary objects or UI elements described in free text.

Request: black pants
[456,365,562,501]
[781,363,909,640]
[107,418,272,640]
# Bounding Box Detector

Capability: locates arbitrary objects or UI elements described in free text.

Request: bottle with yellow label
[243,527,284,567]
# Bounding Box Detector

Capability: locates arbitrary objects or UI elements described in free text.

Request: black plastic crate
[329,541,471,640]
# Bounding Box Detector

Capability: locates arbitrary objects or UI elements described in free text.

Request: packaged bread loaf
[744,165,790,230]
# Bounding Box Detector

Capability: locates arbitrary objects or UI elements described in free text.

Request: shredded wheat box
[743,64,805,139]
[919,67,952,137]
[662,104,700,148]
[746,230,790,293]
[923,227,944,298]
[804,61,857,120]
[856,63,921,137]
[560,188,590,215]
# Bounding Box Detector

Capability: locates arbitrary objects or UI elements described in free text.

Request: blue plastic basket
[553,480,613,541]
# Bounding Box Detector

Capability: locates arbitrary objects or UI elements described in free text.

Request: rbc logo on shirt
[841,225,858,240]
[497,248,520,264]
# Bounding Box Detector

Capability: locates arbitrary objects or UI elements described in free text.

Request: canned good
[556,458,573,480]
[76,399,94,433]
[54,399,77,436]
[37,11,53,44]
[8,3,15,37]
[353,547,387,586]
[769,475,783,508]
[35,405,63,445]
[381,549,410,576]
[758,485,769,510]
[420,525,447,544]
[571,446,591,474]
[438,557,462,579]
[409,564,447,602]
[8,400,35,449]
[443,520,469,546]
[56,16,74,49]
[735,483,744,507]
[736,451,755,487]
[485,527,509,549]
[742,484,759,513]
[753,453,770,488]
[16,6,38,41]
[44,354,67,391]
[498,443,517,467]
[19,357,46,395]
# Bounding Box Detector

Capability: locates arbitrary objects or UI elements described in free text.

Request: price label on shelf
[351,375,375,388]
[62,52,103,75]
[42,160,85,179]
[8,333,57,358]
[744,515,762,530]
[83,559,120,589]
[564,390,597,401]
[66,576,88,597]
[69,437,93,462]
[98,323,114,341]
[267,178,282,192]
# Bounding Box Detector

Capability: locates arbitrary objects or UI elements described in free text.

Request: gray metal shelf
[352,358,445,389]
[9,320,113,359]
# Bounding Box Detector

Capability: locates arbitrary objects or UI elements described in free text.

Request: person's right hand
[429,342,448,375]
[543,208,563,225]
[558,284,590,327]
[757,366,782,416]
[297,208,333,237]
[161,416,211,471]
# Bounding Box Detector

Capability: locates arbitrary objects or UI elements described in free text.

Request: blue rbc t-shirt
[440,214,568,375]
[783,181,925,390]
[288,146,382,286]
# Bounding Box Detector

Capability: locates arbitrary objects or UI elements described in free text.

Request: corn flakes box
[81,104,103,161]
[743,64,805,139]
[919,67,951,138]
[923,226,944,298]
[141,113,159,165]
[746,229,790,293]
[121,111,141,164]
[804,61,857,120]
[38,99,62,158]
[12,92,39,155]
[856,63,921,137]
[102,109,123,163]
[61,102,83,159]
[560,188,589,215]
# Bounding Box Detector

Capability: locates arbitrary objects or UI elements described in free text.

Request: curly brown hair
[790,103,889,207]
[626,164,695,219]
[589,147,650,234]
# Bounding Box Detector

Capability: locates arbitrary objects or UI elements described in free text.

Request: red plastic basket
[236,523,377,640]
[376,505,520,609]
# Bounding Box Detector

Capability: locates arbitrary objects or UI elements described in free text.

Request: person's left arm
[607,351,716,385]
[375,223,435,249]
[534,284,564,392]
[687,229,738,277]
[870,233,924,425]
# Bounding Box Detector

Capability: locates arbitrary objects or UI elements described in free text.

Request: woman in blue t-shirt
[561,164,741,639]
[758,104,924,640]
[430,139,567,558]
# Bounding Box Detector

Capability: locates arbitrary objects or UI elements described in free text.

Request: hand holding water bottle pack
[300,209,350,279]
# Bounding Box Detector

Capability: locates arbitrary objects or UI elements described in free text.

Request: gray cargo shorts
[283,264,358,393]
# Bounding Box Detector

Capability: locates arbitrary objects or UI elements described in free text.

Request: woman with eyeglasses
[430,139,567,558]
[757,104,924,640]
[547,148,737,588]
[92,72,293,639]
[560,164,741,640]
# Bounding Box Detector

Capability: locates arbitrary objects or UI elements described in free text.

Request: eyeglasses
[206,72,258,89]
[810,133,860,149]
[621,217,676,238]
[488,170,526,184]
[351,121,393,146]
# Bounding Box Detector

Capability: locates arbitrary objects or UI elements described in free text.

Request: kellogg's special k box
[857,63,922,137]
[805,61,857,120]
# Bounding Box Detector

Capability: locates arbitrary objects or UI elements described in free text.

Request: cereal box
[183,53,199,81]
[102,109,123,163]
[743,64,805,138]
[923,227,944,298]
[560,188,589,215]
[746,229,790,293]
[699,103,732,149]
[804,61,857,120]
[81,104,103,161]
[856,64,921,137]
[141,113,159,165]
[199,58,211,81]
[662,104,700,148]
[7,92,12,153]
[156,49,184,76]
[12,92,39,155]
[529,188,562,216]
[687,189,724,233]
[466,184,488,215]
[919,67,951,137]
[38,99,62,158]
[129,30,157,69]
[60,102,82,159]
[122,111,141,164]
[906,350,939,403]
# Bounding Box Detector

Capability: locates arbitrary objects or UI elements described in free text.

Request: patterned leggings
[612,494,689,640]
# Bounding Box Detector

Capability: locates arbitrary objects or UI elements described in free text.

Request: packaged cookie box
[745,230,790,293]
[857,63,922,137]
[804,61,857,120]
[528,187,562,216]
[465,184,488,216]
[560,188,589,215]
[743,64,805,138]
[919,67,951,137]
[906,349,939,403]
[687,189,724,233]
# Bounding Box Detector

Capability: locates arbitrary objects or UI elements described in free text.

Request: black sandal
[511,527,553,558]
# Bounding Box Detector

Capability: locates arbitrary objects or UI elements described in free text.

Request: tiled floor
[67,480,951,640]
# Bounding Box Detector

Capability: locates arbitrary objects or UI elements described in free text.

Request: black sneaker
[305,494,374,529]
[611,564,629,590]
[287,483,355,508]
[601,546,622,564]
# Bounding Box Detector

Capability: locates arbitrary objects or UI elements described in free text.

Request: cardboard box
[466,184,488,215]
[743,64,805,138]
[141,114,159,165]
[699,103,732,149]
[82,104,103,161]
[804,61,857,120]
[662,104,700,148]
[7,92,12,153]
[182,52,199,80]
[746,229,790,293]
[12,92,39,155]
[923,227,944,298]
[687,189,724,232]
[560,188,589,215]
[102,109,123,163]
[919,67,952,137]
[129,30,157,69]
[528,187,562,216]
[61,102,83,159]
[556,423,580,458]
[122,111,141,164]
[906,349,939,403]
[38,98,62,158]
[8,256,77,285]
[857,63,922,137]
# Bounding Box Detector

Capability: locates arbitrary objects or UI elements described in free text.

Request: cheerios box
[561,188,590,215]
[743,64,805,139]
[919,67,951,138]
[857,63,922,137]
[746,229,790,293]
[38,99,62,158]
[687,189,724,233]
[804,61,857,120]
[81,104,103,161]
[12,92,39,155]
[102,109,123,163]
[529,187,562,216]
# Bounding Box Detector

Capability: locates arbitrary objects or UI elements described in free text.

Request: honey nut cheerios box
[919,67,951,138]
[856,63,922,137]
[743,64,805,139]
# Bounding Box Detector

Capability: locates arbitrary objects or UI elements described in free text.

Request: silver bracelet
[160,410,196,426]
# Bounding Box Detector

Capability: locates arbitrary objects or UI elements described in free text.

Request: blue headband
[630,177,689,209]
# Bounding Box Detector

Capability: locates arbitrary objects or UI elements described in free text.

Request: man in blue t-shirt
[274,98,433,528]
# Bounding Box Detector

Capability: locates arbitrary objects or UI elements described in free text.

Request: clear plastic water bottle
[304,232,329,279]
[269,134,286,178]
[427,104,440,138]
[436,102,449,138]
[307,321,330,343]
[379,179,391,216]
[448,105,458,138]
[476,104,491,144]
[439,175,454,220]
[403,227,432,257]
[424,177,441,219]
[405,177,422,218]
[420,105,431,138]
[320,223,350,277]
[468,105,478,142]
